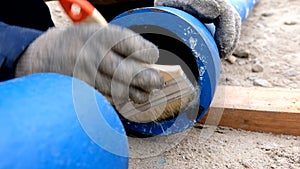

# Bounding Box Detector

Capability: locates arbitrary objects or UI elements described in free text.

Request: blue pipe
[0,73,129,169]
[228,0,259,22]
[111,0,259,136]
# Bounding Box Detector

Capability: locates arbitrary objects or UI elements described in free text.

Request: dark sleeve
[0,0,53,81]
[0,22,43,82]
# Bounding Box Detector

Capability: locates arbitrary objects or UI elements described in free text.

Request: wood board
[197,86,300,136]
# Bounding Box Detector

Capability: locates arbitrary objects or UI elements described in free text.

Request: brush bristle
[115,64,199,123]
[128,88,199,122]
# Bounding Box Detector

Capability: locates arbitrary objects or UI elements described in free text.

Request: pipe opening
[129,25,199,84]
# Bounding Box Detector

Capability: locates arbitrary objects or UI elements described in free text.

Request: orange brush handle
[59,0,95,23]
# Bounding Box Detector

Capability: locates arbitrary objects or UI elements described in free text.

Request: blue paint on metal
[227,0,259,22]
[0,73,128,169]
[111,7,219,136]
[111,0,259,136]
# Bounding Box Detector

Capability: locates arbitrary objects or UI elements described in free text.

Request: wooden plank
[197,86,300,136]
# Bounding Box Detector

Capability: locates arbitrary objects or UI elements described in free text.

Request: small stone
[261,12,274,17]
[253,79,273,87]
[226,77,234,82]
[226,77,240,86]
[284,21,297,25]
[156,158,166,168]
[282,79,292,85]
[255,23,265,28]
[226,55,237,64]
[237,59,248,65]
[247,76,257,81]
[233,49,250,58]
[271,81,285,87]
[252,64,264,73]
[284,68,298,77]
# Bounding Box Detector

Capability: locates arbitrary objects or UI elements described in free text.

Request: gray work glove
[154,0,241,58]
[16,23,164,104]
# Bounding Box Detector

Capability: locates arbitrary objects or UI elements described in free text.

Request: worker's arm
[0,0,53,82]
[0,22,43,81]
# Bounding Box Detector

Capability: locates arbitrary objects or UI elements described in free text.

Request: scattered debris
[233,48,250,58]
[284,68,298,77]
[247,76,257,81]
[237,59,248,65]
[226,55,237,64]
[252,64,264,73]
[261,12,274,17]
[155,158,166,168]
[284,21,298,25]
[253,79,273,87]
[225,77,240,86]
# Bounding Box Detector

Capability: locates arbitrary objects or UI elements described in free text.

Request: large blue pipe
[0,73,129,169]
[111,0,259,136]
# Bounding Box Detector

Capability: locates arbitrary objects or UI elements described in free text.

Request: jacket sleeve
[0,22,43,82]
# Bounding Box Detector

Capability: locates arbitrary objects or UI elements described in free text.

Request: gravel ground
[220,0,300,89]
[46,0,300,168]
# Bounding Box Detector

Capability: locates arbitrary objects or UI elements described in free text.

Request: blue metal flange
[111,7,220,136]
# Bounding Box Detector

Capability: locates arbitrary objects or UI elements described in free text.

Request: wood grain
[197,86,300,136]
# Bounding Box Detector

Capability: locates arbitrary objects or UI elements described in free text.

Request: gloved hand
[15,23,164,104]
[154,0,241,58]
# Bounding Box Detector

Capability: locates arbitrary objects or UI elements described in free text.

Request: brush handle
[59,0,108,26]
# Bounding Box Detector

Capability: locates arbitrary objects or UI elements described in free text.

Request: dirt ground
[220,0,300,89]
[47,0,299,168]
